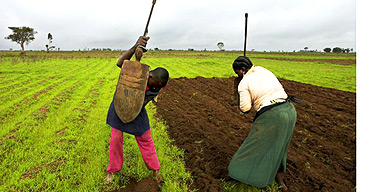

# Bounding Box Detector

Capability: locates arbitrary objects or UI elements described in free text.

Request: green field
[0,51,356,191]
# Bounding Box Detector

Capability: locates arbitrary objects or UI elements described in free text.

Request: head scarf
[232,56,253,71]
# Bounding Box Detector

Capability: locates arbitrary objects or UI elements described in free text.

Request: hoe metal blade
[114,60,150,123]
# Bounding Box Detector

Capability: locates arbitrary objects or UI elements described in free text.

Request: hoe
[233,13,249,105]
[114,0,157,123]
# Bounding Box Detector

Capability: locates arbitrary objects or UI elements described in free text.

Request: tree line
[323,47,353,53]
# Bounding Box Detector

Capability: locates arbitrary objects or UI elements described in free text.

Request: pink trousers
[106,127,161,173]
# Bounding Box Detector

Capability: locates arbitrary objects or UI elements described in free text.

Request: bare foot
[153,170,164,183]
[276,172,288,192]
[105,172,113,184]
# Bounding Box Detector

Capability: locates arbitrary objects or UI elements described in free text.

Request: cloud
[1,0,356,51]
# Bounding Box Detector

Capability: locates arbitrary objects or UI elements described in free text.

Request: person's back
[238,66,287,112]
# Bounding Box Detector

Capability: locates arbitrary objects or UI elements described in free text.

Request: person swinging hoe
[105,36,169,184]
[105,0,168,184]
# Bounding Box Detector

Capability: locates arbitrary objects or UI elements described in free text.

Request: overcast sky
[0,0,357,51]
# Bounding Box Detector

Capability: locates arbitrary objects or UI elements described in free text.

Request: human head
[232,56,253,78]
[148,67,169,92]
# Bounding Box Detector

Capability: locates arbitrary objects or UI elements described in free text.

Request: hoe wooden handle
[135,0,157,62]
[244,13,248,57]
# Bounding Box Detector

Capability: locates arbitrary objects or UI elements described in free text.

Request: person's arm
[239,89,252,113]
[238,78,252,113]
[116,36,150,68]
[231,76,242,106]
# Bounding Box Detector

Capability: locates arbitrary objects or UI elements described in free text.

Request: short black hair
[150,67,169,86]
[232,56,253,71]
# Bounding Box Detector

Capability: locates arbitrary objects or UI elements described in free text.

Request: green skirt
[228,102,297,187]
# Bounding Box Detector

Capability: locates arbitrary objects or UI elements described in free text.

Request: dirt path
[155,77,356,192]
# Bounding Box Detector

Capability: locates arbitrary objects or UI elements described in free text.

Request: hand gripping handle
[135,0,157,62]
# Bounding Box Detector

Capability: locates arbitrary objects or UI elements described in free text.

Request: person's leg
[275,103,296,191]
[106,127,124,183]
[276,172,288,191]
[276,163,288,191]
[135,129,162,182]
[228,103,296,187]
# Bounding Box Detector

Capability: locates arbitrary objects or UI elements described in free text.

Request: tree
[304,47,309,51]
[332,47,343,53]
[217,42,225,51]
[4,27,37,55]
[323,48,331,53]
[45,33,55,53]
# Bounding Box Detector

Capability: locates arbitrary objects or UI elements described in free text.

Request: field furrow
[0,61,114,191]
[0,58,59,84]
[0,51,356,192]
[156,77,356,192]
[0,59,73,94]
[0,59,102,115]
[0,61,107,138]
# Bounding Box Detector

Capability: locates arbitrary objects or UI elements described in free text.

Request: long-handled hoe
[114,0,157,123]
[232,13,249,105]
[244,13,248,57]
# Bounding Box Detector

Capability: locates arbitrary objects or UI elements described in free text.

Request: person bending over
[228,56,299,191]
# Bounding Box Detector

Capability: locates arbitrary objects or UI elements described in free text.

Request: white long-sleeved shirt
[238,66,287,112]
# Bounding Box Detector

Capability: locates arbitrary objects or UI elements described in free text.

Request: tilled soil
[155,77,356,192]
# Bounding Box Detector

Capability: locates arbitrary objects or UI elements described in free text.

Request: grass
[253,59,356,92]
[0,51,356,191]
[0,56,194,191]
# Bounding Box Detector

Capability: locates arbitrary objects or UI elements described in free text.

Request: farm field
[0,51,356,191]
[156,77,355,192]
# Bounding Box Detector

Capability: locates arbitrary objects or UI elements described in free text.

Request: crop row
[0,52,355,191]
[0,57,193,191]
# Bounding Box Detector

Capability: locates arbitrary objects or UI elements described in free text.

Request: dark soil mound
[110,177,160,192]
[155,77,356,192]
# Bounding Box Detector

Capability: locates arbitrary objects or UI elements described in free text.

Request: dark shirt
[106,88,159,136]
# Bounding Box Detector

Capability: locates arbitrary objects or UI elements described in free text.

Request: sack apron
[228,102,297,187]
